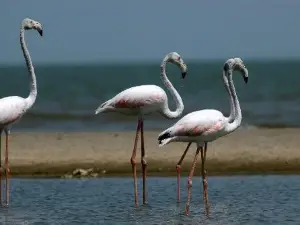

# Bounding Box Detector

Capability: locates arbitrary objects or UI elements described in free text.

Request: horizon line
[1,57,300,67]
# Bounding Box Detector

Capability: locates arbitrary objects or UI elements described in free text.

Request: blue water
[1,60,300,132]
[0,175,299,224]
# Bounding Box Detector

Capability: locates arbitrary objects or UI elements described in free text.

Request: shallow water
[0,175,299,224]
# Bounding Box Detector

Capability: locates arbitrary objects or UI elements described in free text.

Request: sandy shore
[2,128,300,177]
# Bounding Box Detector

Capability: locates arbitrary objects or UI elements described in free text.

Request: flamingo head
[223,58,248,83]
[167,52,188,79]
[22,18,43,36]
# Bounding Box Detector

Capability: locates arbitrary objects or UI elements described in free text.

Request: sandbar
[2,128,300,177]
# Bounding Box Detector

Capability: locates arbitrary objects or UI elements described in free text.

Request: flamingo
[173,58,238,203]
[95,52,187,205]
[158,57,248,215]
[0,18,42,206]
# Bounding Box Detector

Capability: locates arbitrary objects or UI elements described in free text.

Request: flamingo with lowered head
[95,52,187,205]
[158,57,248,215]
[0,18,42,207]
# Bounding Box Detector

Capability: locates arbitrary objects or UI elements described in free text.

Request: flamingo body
[96,85,168,115]
[159,109,229,146]
[0,96,27,126]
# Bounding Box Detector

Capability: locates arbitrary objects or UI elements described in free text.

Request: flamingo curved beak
[181,72,187,79]
[242,68,248,83]
[36,27,43,36]
[38,29,43,36]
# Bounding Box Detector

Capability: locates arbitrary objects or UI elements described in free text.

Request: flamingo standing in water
[95,52,187,205]
[0,18,42,206]
[158,57,248,215]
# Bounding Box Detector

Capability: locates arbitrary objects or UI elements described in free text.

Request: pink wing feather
[173,120,224,136]
[167,110,226,137]
[98,85,166,112]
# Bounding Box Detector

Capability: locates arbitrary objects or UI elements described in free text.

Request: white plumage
[96,85,167,115]
[95,52,187,206]
[0,96,28,126]
[95,52,187,119]
[0,18,43,207]
[158,57,249,216]
[158,109,228,146]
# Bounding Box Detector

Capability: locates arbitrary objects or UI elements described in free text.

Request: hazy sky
[1,0,300,64]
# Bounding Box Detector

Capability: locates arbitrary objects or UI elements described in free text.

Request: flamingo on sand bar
[158,57,248,215]
[95,52,187,205]
[0,18,42,207]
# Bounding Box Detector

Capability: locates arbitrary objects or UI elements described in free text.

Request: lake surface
[0,175,299,224]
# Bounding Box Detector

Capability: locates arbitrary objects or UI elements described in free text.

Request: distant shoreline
[3,128,300,178]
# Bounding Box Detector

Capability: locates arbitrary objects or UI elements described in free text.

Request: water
[0,175,299,224]
[0,60,299,131]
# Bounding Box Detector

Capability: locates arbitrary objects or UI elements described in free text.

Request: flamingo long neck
[224,71,242,133]
[160,57,184,119]
[223,71,235,123]
[20,26,37,110]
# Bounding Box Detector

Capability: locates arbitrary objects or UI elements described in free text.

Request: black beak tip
[244,76,248,83]
[38,30,43,36]
[181,72,187,79]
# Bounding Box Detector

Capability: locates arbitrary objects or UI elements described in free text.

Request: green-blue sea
[0,60,298,132]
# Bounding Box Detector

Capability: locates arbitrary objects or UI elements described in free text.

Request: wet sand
[2,128,300,177]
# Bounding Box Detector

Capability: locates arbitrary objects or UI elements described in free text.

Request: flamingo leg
[140,119,147,205]
[176,142,192,202]
[184,147,201,216]
[201,143,209,215]
[0,129,2,206]
[4,128,9,207]
[130,119,141,206]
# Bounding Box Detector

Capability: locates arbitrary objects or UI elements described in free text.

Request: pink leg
[0,130,2,206]
[4,129,9,207]
[185,147,201,216]
[140,119,147,204]
[201,143,209,215]
[176,142,192,202]
[130,119,141,206]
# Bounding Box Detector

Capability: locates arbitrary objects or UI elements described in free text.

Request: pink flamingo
[158,58,248,215]
[0,18,42,206]
[95,52,187,205]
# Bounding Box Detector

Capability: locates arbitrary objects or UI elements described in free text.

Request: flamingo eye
[178,56,181,60]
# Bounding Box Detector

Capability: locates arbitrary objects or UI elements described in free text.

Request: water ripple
[0,175,299,224]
